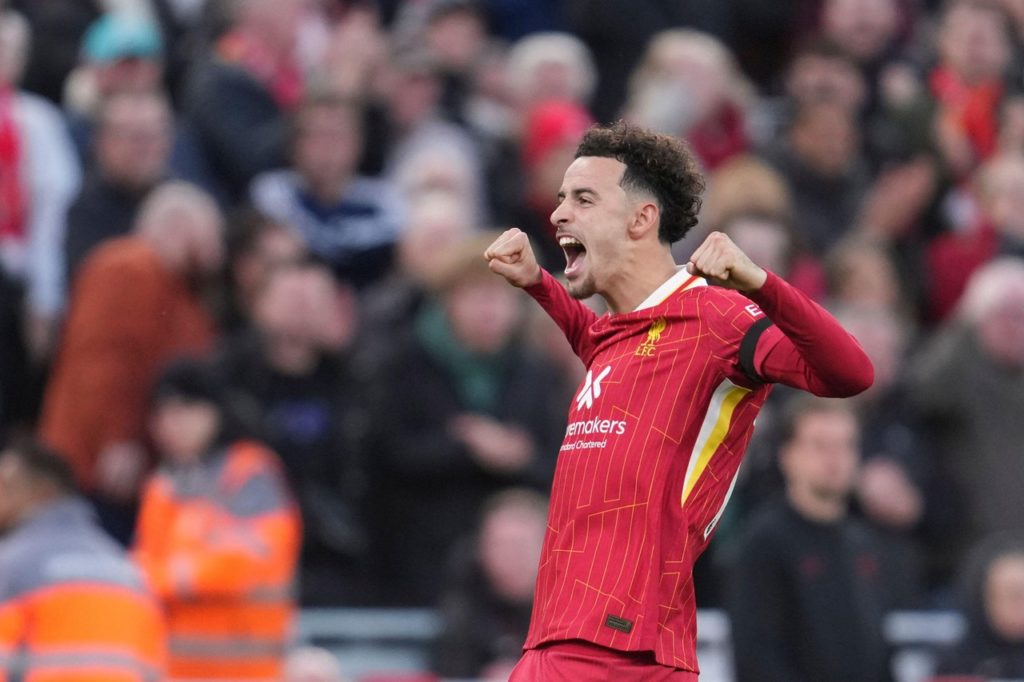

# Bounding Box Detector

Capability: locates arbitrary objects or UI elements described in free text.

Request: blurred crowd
[0,0,1023,679]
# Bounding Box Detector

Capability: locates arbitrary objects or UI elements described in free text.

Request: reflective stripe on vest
[168,636,286,660]
[6,650,161,681]
[174,582,295,606]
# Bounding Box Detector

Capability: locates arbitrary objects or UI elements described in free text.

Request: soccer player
[484,121,874,680]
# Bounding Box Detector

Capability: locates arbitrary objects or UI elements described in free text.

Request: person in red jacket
[133,359,301,681]
[40,181,223,543]
[484,121,873,680]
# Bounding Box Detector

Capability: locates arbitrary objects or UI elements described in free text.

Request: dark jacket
[215,331,371,605]
[366,324,565,606]
[432,539,533,677]
[727,498,894,682]
[935,535,1024,679]
[64,174,148,284]
[184,56,287,202]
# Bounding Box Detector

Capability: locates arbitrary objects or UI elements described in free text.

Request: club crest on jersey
[635,317,667,357]
[576,365,611,411]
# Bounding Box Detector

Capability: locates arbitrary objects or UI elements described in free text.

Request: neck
[604,249,680,313]
[787,485,847,524]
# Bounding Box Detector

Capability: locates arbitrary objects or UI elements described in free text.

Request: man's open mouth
[559,235,587,277]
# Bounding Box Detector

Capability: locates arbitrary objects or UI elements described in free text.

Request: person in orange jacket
[0,439,166,682]
[133,358,301,681]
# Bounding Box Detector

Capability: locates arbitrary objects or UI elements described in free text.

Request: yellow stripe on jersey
[681,379,751,506]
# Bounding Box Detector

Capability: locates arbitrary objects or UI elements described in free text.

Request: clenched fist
[686,231,768,292]
[484,228,543,289]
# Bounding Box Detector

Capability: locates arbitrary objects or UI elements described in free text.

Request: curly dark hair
[575,121,705,244]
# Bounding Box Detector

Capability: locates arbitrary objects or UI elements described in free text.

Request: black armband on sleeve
[739,317,775,383]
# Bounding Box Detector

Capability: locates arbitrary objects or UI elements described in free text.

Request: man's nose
[550,202,570,227]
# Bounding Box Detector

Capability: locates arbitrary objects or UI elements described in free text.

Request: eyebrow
[556,187,599,201]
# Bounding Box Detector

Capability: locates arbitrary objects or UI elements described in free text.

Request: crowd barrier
[295,608,967,682]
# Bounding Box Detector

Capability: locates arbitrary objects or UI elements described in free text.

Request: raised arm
[485,228,598,361]
[688,232,873,397]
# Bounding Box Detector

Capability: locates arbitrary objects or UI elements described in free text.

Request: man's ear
[627,200,660,240]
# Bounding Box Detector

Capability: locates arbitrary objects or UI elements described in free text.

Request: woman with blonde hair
[622,29,754,170]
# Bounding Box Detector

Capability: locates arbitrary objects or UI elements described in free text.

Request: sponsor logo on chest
[563,364,628,451]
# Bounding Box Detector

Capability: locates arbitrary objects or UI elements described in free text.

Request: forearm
[524,269,597,360]
[748,272,873,396]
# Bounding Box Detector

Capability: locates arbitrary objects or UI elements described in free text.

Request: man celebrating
[484,121,873,680]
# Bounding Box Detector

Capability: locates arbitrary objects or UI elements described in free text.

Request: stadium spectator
[926,153,1024,320]
[251,93,405,289]
[310,3,387,102]
[0,439,166,681]
[699,154,828,297]
[824,236,911,314]
[217,262,370,606]
[623,29,752,170]
[39,182,222,543]
[833,303,942,594]
[933,534,1024,680]
[389,128,488,225]
[62,11,209,187]
[504,32,597,114]
[223,208,307,332]
[63,12,164,156]
[367,232,564,606]
[359,189,476,370]
[65,89,174,283]
[907,257,1024,577]
[417,0,491,124]
[369,44,488,222]
[432,488,547,679]
[727,396,896,682]
[0,9,81,361]
[563,0,734,122]
[183,0,305,202]
[762,99,871,256]
[511,99,593,271]
[783,37,868,116]
[818,0,904,88]
[702,155,794,236]
[134,358,301,681]
[479,33,596,232]
[929,0,1014,180]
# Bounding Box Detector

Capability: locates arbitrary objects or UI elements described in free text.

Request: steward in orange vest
[134,360,301,681]
[0,440,166,682]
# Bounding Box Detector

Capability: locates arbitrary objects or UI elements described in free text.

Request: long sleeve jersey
[521,268,873,674]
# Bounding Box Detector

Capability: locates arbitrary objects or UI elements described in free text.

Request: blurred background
[0,0,1023,680]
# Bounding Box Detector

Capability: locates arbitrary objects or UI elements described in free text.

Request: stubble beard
[567,275,596,300]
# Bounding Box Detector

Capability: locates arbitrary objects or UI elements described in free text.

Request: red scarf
[930,66,1003,163]
[0,88,26,243]
[217,31,303,110]
[687,103,748,171]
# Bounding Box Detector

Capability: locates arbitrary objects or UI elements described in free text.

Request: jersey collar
[633,266,707,312]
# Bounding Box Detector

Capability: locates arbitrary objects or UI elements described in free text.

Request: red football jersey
[522,268,780,672]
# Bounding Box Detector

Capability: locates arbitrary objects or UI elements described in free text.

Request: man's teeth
[559,236,583,248]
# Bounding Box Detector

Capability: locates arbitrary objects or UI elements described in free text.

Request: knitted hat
[521,99,594,170]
